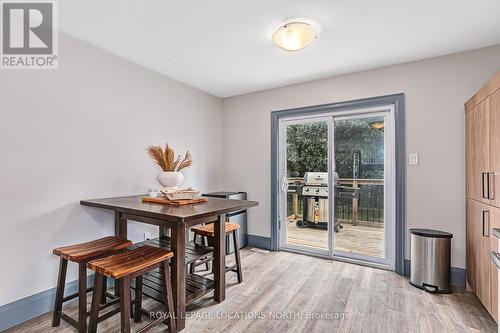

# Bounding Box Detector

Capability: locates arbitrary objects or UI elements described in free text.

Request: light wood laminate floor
[5,249,496,333]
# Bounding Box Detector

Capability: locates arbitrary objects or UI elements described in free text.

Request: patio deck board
[286,221,384,258]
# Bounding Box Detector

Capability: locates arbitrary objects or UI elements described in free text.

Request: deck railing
[286,177,384,225]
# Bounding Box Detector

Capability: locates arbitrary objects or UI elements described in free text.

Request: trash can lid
[409,228,453,238]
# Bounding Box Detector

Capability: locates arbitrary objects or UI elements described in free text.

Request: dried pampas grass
[147,143,192,172]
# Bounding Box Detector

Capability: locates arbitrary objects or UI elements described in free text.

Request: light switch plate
[408,153,419,166]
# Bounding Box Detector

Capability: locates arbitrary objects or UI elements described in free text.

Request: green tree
[286,118,385,221]
[286,118,384,178]
[334,118,384,179]
[286,122,328,177]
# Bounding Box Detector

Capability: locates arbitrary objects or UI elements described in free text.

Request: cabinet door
[467,100,491,203]
[466,199,477,291]
[476,201,492,313]
[466,111,474,199]
[489,206,500,323]
[490,89,500,208]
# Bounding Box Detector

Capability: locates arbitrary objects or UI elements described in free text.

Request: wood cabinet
[466,198,477,291]
[490,89,500,208]
[466,72,500,322]
[489,206,500,322]
[466,100,490,204]
[466,108,475,201]
[466,199,491,310]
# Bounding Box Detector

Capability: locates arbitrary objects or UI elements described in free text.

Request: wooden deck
[286,220,384,258]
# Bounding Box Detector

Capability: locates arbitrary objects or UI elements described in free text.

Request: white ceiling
[60,0,500,98]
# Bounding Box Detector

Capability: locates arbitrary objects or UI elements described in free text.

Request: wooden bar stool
[52,236,132,332]
[190,222,243,283]
[87,245,176,333]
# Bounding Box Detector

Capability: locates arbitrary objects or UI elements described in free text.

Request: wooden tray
[142,196,208,206]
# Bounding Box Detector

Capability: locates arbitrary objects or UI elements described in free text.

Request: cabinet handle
[490,172,495,200]
[482,172,492,199]
[482,172,489,199]
[482,210,490,237]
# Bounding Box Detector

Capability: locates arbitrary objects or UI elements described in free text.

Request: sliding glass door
[278,107,395,269]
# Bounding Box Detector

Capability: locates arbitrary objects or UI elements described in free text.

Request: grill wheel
[295,220,308,228]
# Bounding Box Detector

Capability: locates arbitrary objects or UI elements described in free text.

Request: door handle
[280,177,289,193]
[489,172,495,200]
[482,210,490,237]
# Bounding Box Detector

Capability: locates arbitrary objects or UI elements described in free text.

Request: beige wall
[0,34,223,306]
[222,45,500,269]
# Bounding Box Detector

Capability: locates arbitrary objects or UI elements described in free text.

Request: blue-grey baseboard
[0,275,113,331]
[404,259,466,288]
[247,234,272,250]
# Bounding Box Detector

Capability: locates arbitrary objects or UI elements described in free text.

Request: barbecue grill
[297,172,359,232]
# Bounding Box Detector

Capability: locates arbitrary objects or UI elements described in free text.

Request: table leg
[171,222,186,330]
[115,211,127,240]
[159,225,167,238]
[214,214,226,302]
[114,211,127,297]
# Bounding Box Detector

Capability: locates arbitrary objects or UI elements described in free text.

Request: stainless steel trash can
[409,228,453,293]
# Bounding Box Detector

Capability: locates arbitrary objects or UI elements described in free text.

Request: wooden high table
[80,195,258,330]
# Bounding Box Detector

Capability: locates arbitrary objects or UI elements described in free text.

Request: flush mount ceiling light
[272,21,317,51]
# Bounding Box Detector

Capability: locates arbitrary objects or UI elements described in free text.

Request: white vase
[157,171,184,189]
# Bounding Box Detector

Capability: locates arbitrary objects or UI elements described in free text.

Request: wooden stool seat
[190,222,243,283]
[88,245,174,279]
[88,245,176,333]
[190,222,240,238]
[53,236,132,262]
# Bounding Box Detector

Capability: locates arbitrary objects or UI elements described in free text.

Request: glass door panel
[332,114,389,263]
[279,119,330,253]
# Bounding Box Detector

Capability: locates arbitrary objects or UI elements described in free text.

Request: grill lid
[303,172,338,186]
